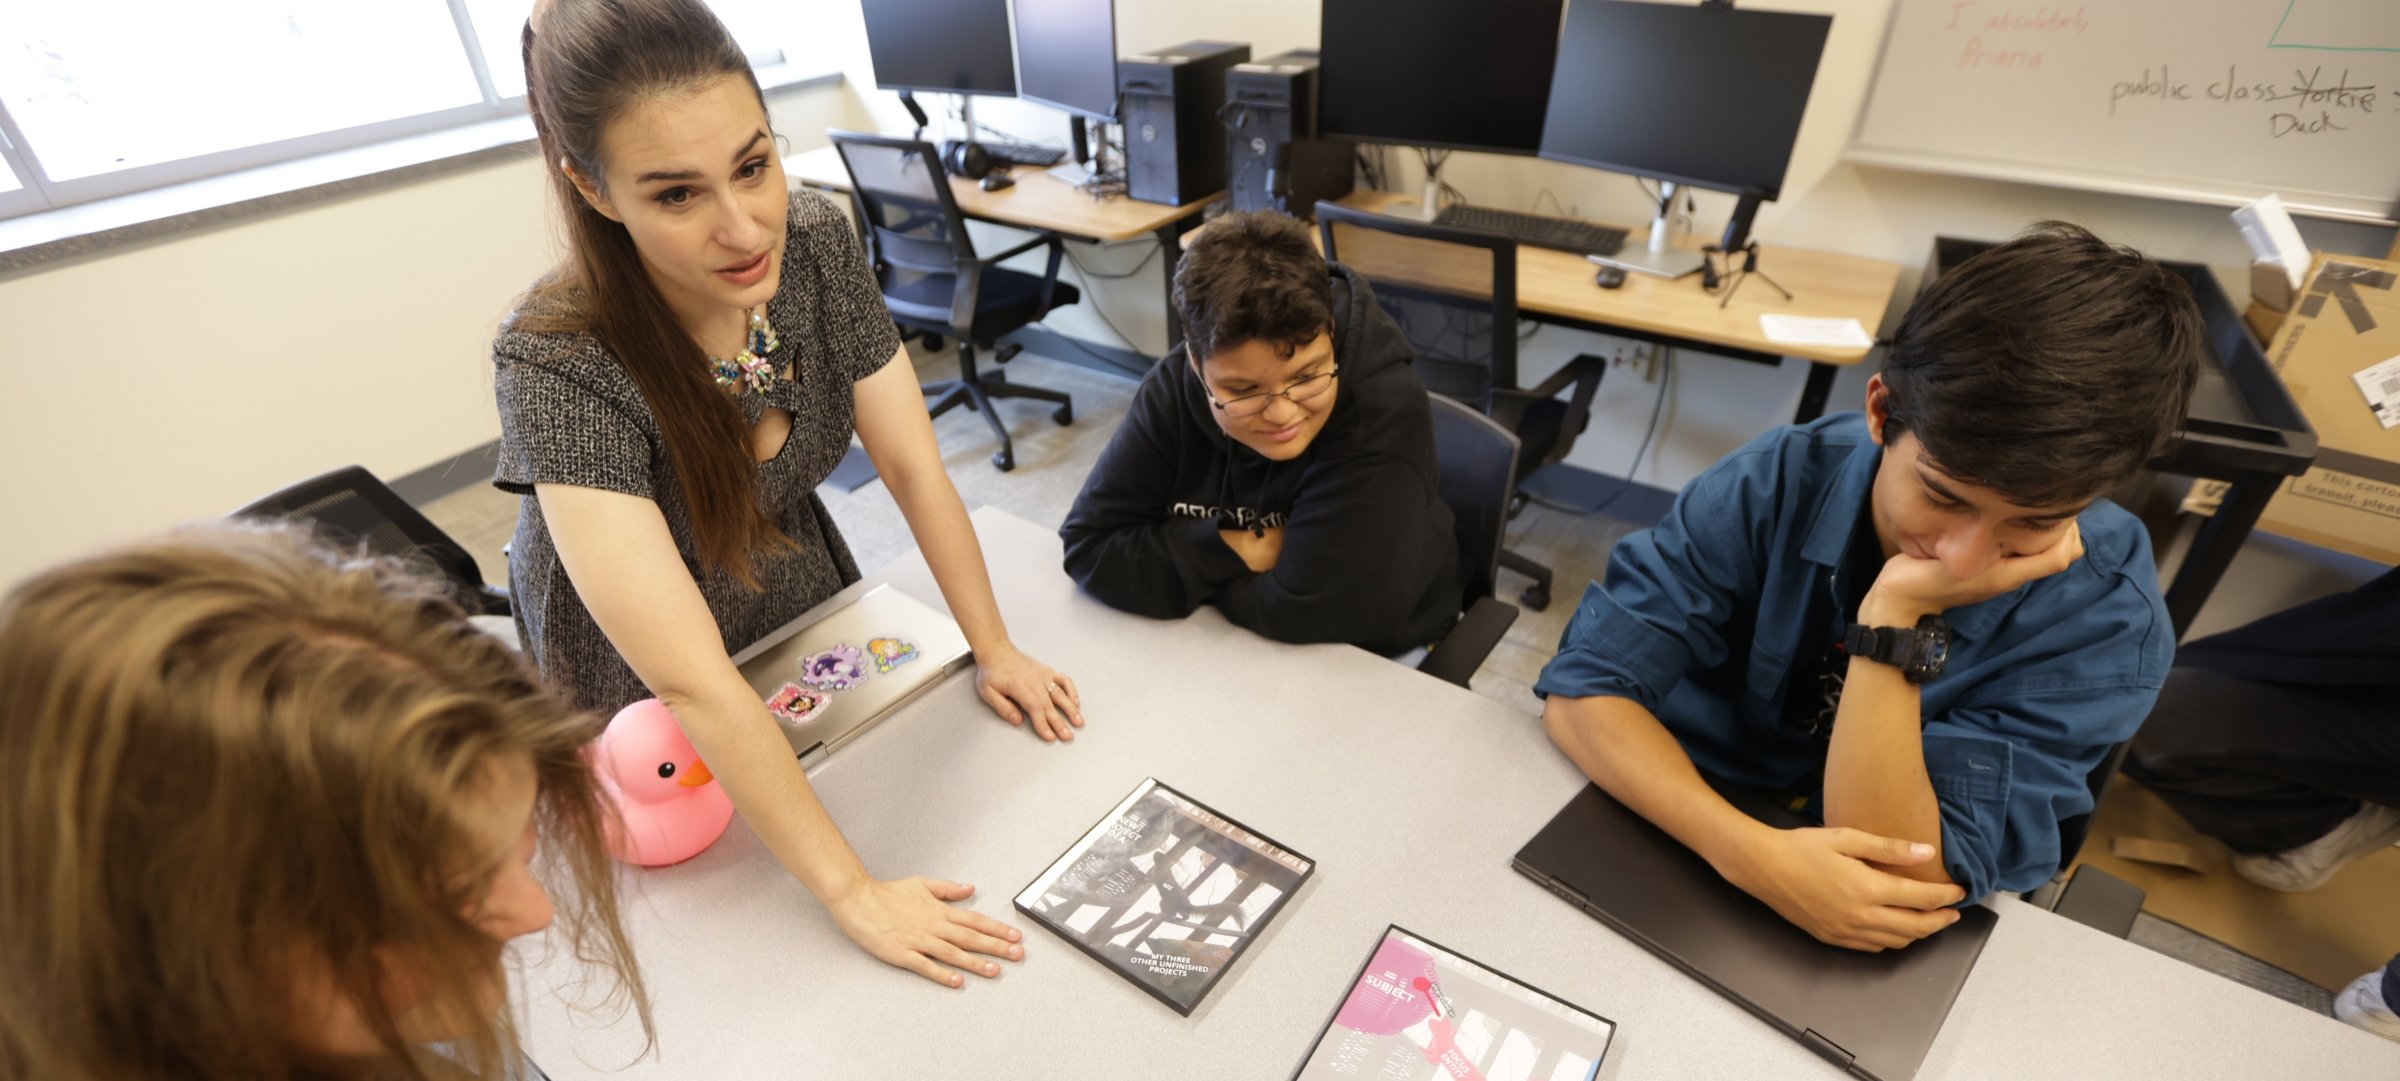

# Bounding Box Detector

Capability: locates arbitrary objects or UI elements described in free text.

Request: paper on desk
[1760,314,1875,349]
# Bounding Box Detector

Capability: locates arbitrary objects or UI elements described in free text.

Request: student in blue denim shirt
[1538,224,2202,952]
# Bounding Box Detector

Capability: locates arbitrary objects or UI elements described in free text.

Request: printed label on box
[2351,355,2400,430]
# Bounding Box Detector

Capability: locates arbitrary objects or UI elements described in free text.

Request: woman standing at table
[498,0,1082,988]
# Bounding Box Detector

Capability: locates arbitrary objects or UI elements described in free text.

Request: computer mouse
[1594,265,1627,289]
[980,172,1016,192]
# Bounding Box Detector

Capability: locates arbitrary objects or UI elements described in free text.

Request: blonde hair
[0,522,650,1079]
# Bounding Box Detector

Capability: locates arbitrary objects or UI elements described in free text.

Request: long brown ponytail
[517,0,792,585]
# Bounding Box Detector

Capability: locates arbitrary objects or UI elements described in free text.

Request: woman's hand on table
[827,877,1026,988]
[974,642,1085,743]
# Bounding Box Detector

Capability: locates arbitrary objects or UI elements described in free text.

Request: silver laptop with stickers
[727,584,972,770]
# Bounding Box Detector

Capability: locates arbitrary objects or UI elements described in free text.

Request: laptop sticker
[766,682,830,724]
[867,636,920,673]
[799,644,869,691]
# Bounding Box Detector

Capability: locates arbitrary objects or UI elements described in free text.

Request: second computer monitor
[1014,0,1117,120]
[1317,0,1564,156]
[862,0,1018,97]
[1540,0,1831,199]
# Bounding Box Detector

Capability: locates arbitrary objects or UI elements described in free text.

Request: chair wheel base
[1520,585,1551,612]
[1053,404,1073,425]
[992,451,1016,472]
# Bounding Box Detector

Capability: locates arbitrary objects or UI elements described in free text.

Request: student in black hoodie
[1060,211,1460,654]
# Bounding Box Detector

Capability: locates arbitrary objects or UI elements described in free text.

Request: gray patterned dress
[492,189,901,714]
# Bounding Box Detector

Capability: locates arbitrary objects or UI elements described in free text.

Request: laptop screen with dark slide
[1513,784,1995,1081]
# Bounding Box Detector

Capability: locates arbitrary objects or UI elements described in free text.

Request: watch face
[1909,618,1954,681]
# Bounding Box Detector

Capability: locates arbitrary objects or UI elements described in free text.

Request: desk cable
[1055,243,1161,360]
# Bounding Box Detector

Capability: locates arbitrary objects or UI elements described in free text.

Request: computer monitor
[1540,0,1830,201]
[862,0,1018,97]
[1316,0,1564,157]
[1013,0,1117,121]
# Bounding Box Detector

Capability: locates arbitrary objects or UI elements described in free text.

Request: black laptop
[1514,783,1995,1081]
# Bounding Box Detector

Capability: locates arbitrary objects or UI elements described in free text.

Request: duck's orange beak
[677,758,715,787]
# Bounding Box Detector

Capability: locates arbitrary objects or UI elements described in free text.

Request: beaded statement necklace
[709,307,782,395]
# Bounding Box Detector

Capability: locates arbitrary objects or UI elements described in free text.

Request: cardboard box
[2250,261,2297,312]
[2242,301,2285,344]
[2183,253,2400,565]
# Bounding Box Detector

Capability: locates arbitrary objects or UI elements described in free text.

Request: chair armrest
[2047,864,2145,939]
[1526,353,1609,468]
[980,231,1063,267]
[1525,352,1607,399]
[1417,595,1520,689]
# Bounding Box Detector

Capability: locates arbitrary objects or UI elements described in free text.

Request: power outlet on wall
[1602,339,1657,382]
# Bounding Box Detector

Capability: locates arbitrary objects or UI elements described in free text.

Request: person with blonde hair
[0,523,649,1080]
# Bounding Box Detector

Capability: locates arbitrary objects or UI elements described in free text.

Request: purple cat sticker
[799,644,869,691]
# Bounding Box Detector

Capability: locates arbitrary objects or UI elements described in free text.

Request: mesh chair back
[232,465,506,616]
[1317,202,1519,411]
[829,132,975,318]
[1426,394,1520,607]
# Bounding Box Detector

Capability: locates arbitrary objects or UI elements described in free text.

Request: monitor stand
[1592,179,1706,279]
[1384,147,1448,223]
[1055,116,1124,195]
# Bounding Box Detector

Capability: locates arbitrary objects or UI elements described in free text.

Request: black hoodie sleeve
[1212,448,1452,650]
[1060,375,1251,618]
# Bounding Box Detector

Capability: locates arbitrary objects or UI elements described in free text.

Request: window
[0,1,830,225]
[463,0,537,101]
[463,0,793,101]
[0,3,483,183]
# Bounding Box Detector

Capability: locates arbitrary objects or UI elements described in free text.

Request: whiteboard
[1850,0,2400,224]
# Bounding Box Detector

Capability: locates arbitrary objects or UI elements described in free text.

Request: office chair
[231,465,510,618]
[1415,394,1524,690]
[1316,201,1607,611]
[830,131,1079,473]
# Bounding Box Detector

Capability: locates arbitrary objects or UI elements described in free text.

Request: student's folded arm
[1208,452,1441,644]
[1058,400,1247,619]
[1534,453,1783,866]
[1920,584,2171,902]
[1535,450,1780,712]
[1920,690,2150,903]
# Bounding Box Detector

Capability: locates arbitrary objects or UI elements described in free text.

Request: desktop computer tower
[1120,41,1249,206]
[1224,49,1352,217]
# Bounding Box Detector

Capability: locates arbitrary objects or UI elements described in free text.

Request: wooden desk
[518,507,2400,1080]
[790,143,1222,365]
[1328,191,1904,423]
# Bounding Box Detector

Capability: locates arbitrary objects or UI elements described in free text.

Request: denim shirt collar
[1793,434,2025,644]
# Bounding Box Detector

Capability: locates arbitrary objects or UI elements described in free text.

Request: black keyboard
[985,143,1067,169]
[1437,205,1627,258]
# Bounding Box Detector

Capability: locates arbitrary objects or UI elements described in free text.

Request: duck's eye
[657,762,676,779]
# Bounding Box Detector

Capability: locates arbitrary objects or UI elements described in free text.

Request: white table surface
[518,507,2400,1080]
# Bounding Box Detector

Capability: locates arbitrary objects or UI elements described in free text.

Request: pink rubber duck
[594,698,735,866]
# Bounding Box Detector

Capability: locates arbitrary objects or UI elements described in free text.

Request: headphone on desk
[940,140,993,180]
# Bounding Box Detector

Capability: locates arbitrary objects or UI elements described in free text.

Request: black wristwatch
[1842,614,1953,684]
